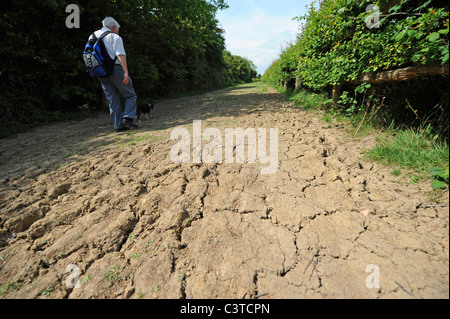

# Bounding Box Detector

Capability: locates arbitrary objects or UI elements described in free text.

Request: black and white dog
[136,103,155,122]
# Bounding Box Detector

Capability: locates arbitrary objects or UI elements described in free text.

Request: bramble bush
[263,0,449,139]
[263,0,449,89]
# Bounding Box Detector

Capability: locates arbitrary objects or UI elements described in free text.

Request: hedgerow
[263,0,449,140]
[0,0,257,138]
[263,0,449,89]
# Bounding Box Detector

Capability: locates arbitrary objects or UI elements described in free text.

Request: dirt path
[0,83,448,299]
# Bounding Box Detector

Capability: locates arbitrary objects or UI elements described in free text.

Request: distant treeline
[0,0,256,138]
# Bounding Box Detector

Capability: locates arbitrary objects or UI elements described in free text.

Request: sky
[216,0,311,75]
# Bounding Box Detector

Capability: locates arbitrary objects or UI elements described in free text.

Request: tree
[0,0,238,138]
[223,51,258,84]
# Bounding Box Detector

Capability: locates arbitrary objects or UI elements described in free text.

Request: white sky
[216,0,311,75]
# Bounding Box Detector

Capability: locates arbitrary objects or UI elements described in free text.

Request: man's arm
[117,55,130,85]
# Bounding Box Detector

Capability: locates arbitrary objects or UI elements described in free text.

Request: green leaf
[438,28,449,35]
[438,167,450,179]
[427,32,440,42]
[442,53,449,64]
[337,7,347,15]
[430,168,444,176]
[432,180,447,190]
[389,4,402,13]
[411,53,422,62]
[430,167,449,179]
[413,0,431,12]
[415,31,424,40]
[394,30,406,42]
[357,12,367,18]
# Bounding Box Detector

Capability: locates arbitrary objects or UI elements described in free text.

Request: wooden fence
[331,64,449,105]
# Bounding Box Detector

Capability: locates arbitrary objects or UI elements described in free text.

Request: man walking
[93,17,138,132]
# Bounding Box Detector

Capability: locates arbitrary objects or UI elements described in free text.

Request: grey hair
[102,17,121,29]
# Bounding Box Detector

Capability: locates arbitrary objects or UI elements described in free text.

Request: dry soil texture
[0,83,448,299]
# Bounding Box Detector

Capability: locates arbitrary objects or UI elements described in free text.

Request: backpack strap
[99,30,112,40]
[91,31,118,63]
[89,30,111,41]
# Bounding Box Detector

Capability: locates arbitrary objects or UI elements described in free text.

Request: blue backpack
[83,31,117,78]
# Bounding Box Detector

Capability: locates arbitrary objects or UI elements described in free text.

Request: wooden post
[295,77,302,92]
[332,85,342,107]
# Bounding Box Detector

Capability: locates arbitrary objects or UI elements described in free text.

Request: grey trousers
[99,65,137,130]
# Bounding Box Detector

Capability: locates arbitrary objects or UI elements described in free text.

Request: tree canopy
[0,0,256,138]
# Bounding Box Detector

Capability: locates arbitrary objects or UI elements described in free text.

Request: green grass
[365,127,449,181]
[0,281,22,298]
[264,82,449,188]
[322,113,332,123]
[284,89,330,110]
[104,265,120,284]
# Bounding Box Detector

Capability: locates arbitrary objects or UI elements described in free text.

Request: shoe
[115,123,130,133]
[122,117,139,129]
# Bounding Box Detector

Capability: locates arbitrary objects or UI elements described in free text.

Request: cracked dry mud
[0,83,448,299]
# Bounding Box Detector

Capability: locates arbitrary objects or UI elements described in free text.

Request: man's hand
[123,73,130,85]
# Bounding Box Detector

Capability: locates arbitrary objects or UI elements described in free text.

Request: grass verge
[364,127,449,182]
[268,84,449,191]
